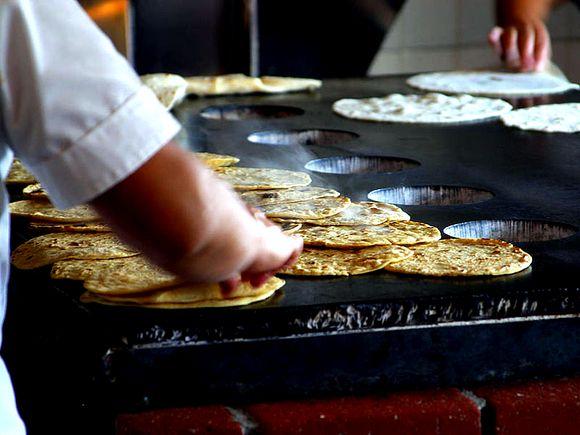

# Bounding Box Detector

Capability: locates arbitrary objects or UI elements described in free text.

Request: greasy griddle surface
[10,75,580,339]
[169,76,580,305]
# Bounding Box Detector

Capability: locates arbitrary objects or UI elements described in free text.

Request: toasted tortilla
[217,167,311,190]
[194,152,240,169]
[241,186,340,207]
[273,201,410,226]
[29,222,112,233]
[384,238,532,276]
[10,200,100,223]
[51,256,180,294]
[260,196,350,219]
[281,245,412,276]
[141,73,187,110]
[296,221,441,248]
[11,233,137,269]
[80,277,285,308]
[23,183,48,199]
[6,159,36,184]
[185,74,321,96]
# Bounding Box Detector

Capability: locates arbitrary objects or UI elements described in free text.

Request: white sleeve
[0,0,181,208]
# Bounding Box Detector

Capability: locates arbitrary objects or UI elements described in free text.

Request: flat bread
[407,71,578,97]
[384,238,532,276]
[217,167,311,190]
[11,233,137,269]
[51,256,181,294]
[23,183,48,199]
[194,152,240,169]
[333,93,512,124]
[10,200,100,223]
[274,201,410,226]
[296,221,441,248]
[241,186,340,207]
[281,246,412,276]
[6,159,36,184]
[29,222,112,233]
[185,74,321,96]
[79,277,285,309]
[259,196,350,219]
[279,222,302,235]
[141,73,187,110]
[501,103,580,133]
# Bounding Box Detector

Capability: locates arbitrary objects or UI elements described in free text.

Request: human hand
[92,143,302,294]
[488,19,551,72]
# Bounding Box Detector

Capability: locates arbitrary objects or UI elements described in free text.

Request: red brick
[116,405,242,435]
[475,377,580,435]
[245,389,480,435]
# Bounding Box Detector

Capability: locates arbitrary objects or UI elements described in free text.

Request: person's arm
[489,0,565,71]
[91,142,302,290]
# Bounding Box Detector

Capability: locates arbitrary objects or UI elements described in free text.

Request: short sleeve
[0,0,181,208]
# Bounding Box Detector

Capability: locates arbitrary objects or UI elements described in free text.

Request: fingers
[219,275,242,296]
[488,26,504,57]
[517,24,535,72]
[533,21,550,72]
[501,26,520,70]
[491,21,552,72]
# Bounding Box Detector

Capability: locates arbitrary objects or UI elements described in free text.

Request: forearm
[91,142,259,281]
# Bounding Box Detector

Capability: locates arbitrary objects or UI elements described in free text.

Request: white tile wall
[370,0,580,81]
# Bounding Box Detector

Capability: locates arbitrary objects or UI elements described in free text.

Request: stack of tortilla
[7,153,288,309]
[9,153,532,310]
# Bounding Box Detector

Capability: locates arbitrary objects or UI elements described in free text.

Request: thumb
[245,227,303,275]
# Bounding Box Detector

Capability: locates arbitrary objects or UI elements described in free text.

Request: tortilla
[79,277,285,308]
[194,152,240,169]
[141,73,187,110]
[217,167,311,190]
[9,200,100,222]
[281,245,413,276]
[6,159,36,184]
[11,233,137,269]
[333,93,512,124]
[279,222,302,234]
[501,103,580,133]
[185,74,321,96]
[407,71,578,97]
[51,256,180,294]
[241,186,340,207]
[259,196,351,219]
[23,183,48,199]
[296,221,441,248]
[384,238,532,276]
[29,222,112,233]
[274,201,410,226]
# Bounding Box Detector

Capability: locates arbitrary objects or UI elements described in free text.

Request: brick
[245,389,480,435]
[475,377,580,435]
[116,405,242,435]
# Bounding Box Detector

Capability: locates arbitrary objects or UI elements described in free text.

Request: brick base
[245,390,480,435]
[116,405,242,435]
[115,378,580,435]
[475,378,580,435]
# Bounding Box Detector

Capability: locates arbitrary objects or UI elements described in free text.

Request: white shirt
[0,1,181,432]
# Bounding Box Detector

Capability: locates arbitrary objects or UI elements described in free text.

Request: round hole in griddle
[368,185,494,206]
[200,104,304,121]
[444,219,577,242]
[305,156,420,174]
[247,129,358,146]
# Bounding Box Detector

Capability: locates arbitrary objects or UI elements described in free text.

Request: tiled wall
[369,0,580,81]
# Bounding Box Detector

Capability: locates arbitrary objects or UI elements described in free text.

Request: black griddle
[5,75,580,420]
